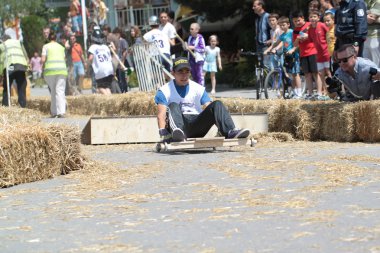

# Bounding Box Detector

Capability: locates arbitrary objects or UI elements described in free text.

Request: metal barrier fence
[132,42,172,92]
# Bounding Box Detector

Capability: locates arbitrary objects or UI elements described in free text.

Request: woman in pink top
[29,51,42,83]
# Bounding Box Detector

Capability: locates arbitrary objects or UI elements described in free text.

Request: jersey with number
[88,44,114,80]
[143,29,171,55]
[159,22,176,40]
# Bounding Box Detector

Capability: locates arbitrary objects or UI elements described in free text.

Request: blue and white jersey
[143,29,171,55]
[155,80,211,115]
[88,44,113,80]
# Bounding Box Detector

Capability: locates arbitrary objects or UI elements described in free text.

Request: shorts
[32,71,42,80]
[73,61,85,80]
[300,54,318,74]
[317,61,330,71]
[286,58,300,75]
[96,75,114,89]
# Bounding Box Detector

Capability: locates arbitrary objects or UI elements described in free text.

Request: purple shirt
[30,56,42,72]
[188,34,205,62]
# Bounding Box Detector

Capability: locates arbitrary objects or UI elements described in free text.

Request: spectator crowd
[1,0,380,117]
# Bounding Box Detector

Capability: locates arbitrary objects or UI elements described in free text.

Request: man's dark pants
[2,69,27,108]
[167,101,236,138]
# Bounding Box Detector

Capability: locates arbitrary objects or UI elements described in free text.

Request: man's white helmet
[148,15,159,26]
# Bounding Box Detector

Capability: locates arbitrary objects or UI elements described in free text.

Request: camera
[326,76,343,93]
[369,67,379,83]
[369,67,378,76]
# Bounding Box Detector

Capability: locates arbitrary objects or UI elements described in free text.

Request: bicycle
[264,52,306,99]
[240,50,270,99]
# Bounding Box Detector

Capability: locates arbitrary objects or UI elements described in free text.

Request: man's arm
[157,104,167,129]
[354,1,368,41]
[77,44,87,69]
[41,45,47,67]
[154,90,168,128]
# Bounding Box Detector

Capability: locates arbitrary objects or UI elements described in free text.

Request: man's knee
[168,102,180,110]
[210,100,224,109]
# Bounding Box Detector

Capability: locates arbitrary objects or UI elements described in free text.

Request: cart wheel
[250,138,257,147]
[156,143,163,152]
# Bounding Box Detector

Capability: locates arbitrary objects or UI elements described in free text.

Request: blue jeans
[72,16,80,33]
[73,61,85,80]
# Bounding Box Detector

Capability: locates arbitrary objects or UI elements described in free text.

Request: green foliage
[128,71,139,88]
[21,15,47,57]
[175,0,247,22]
[365,0,378,9]
[0,0,44,20]
[216,60,256,88]
[175,0,308,23]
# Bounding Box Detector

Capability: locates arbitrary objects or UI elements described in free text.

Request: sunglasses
[337,55,354,64]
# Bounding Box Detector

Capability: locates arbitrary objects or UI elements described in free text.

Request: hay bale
[352,101,380,142]
[318,102,356,142]
[254,132,294,143]
[27,93,380,142]
[28,93,158,116]
[220,98,272,114]
[0,106,42,125]
[296,101,356,141]
[266,100,304,138]
[24,95,51,114]
[0,123,85,188]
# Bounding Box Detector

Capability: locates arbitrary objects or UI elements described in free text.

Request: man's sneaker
[304,94,314,100]
[172,128,186,142]
[292,94,303,100]
[316,95,331,101]
[227,128,250,139]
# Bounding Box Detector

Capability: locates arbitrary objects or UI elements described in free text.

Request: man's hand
[372,72,380,81]
[159,128,171,143]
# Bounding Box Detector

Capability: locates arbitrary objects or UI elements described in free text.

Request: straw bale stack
[297,102,356,141]
[0,123,84,188]
[0,106,42,125]
[351,101,380,142]
[27,92,158,116]
[0,107,85,188]
[27,93,380,142]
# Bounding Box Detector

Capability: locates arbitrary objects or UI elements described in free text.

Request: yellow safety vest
[44,42,68,76]
[0,39,28,71]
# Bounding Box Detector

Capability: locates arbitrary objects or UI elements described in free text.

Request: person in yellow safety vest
[41,32,68,118]
[0,34,29,108]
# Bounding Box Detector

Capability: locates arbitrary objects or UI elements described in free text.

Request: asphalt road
[1,140,379,253]
[1,85,379,253]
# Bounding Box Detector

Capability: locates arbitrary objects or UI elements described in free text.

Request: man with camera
[328,44,380,101]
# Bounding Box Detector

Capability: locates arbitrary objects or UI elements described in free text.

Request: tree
[175,0,247,22]
[21,15,47,57]
[175,0,308,22]
[0,0,45,20]
[365,0,379,9]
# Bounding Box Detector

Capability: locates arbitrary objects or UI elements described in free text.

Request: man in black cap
[154,57,250,143]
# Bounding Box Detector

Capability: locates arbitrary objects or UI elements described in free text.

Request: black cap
[173,57,190,71]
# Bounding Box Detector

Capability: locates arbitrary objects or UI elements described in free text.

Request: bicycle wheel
[265,69,283,98]
[256,75,268,99]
